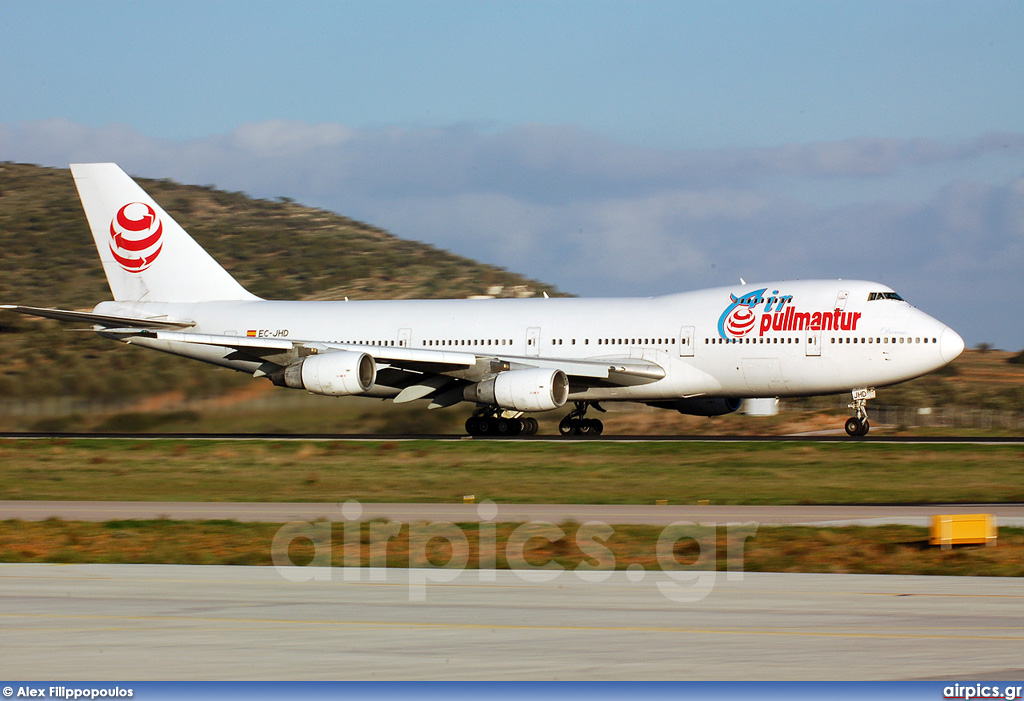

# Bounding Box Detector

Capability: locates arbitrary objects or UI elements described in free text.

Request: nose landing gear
[558,401,604,436]
[845,388,875,437]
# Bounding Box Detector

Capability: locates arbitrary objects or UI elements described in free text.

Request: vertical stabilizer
[71,163,260,302]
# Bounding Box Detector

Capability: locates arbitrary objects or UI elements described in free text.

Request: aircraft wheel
[523,417,539,435]
[558,417,577,436]
[844,417,862,437]
[477,417,494,436]
[496,418,522,436]
[858,419,870,436]
[576,420,593,436]
[465,416,481,436]
[589,419,604,436]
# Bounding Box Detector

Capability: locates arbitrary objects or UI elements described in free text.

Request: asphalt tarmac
[3,500,1023,526]
[0,563,1021,680]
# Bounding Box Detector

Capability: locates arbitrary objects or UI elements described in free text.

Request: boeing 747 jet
[2,164,965,437]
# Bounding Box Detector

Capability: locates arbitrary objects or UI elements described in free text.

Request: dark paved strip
[0,431,1020,444]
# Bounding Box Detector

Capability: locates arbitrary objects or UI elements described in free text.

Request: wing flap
[498,355,666,384]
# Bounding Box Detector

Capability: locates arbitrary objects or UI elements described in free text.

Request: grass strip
[0,439,1022,505]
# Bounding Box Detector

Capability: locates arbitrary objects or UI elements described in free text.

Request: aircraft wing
[3,306,665,389]
[106,328,480,369]
[97,328,665,394]
[0,305,195,329]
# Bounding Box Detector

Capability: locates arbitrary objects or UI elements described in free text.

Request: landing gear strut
[465,407,539,437]
[558,401,604,437]
[845,388,875,437]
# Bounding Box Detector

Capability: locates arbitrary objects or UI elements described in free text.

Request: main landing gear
[845,388,875,437]
[558,401,604,436]
[465,407,539,437]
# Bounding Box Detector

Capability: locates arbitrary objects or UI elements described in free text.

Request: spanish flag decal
[246,330,257,337]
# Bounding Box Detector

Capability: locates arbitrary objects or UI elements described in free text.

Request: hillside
[0,162,557,306]
[0,162,557,398]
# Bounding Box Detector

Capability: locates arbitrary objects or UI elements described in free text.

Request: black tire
[497,418,522,436]
[590,419,604,436]
[858,419,870,436]
[844,417,862,437]
[558,418,577,436]
[477,417,493,436]
[523,417,539,435]
[465,416,481,435]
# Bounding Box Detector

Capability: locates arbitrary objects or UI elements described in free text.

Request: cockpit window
[867,292,904,301]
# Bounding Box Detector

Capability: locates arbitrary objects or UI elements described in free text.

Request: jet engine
[646,397,742,417]
[280,351,376,396]
[465,368,569,412]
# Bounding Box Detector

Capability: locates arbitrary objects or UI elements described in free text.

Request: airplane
[2,163,965,438]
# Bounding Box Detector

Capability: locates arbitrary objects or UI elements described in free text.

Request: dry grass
[2,519,1021,577]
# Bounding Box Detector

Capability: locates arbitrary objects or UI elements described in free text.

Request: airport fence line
[0,394,1021,431]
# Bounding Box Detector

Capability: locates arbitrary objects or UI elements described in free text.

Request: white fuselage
[95,278,963,404]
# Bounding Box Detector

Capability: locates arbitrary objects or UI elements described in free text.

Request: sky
[1,0,1022,349]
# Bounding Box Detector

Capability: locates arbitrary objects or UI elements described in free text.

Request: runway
[0,563,1021,680]
[0,431,1020,444]
[3,500,1024,526]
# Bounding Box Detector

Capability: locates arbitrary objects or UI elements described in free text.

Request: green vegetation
[2,519,1021,577]
[0,439,1021,504]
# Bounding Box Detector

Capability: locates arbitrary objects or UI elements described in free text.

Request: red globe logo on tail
[109,202,163,272]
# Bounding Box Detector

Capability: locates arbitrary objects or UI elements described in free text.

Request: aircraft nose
[939,327,965,364]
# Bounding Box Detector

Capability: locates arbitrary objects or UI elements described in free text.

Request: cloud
[2,119,1022,348]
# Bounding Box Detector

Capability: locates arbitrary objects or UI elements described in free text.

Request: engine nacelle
[465,368,569,412]
[647,397,742,417]
[281,351,376,396]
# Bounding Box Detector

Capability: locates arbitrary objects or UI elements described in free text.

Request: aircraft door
[678,326,694,357]
[805,328,821,356]
[398,328,411,348]
[834,290,849,311]
[526,327,541,357]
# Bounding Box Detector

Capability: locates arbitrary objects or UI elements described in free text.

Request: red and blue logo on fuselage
[717,288,862,340]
